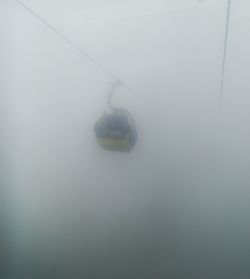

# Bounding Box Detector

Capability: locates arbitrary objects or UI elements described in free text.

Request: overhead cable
[15,0,144,100]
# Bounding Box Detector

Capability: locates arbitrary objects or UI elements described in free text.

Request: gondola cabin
[95,111,137,152]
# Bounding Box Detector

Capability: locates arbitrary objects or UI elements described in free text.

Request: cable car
[95,110,137,152]
[94,81,137,152]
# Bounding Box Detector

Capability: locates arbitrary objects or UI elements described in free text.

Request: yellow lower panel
[97,137,129,147]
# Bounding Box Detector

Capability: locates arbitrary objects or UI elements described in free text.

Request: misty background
[1,0,250,278]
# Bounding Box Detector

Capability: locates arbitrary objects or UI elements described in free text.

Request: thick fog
[1,0,250,278]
